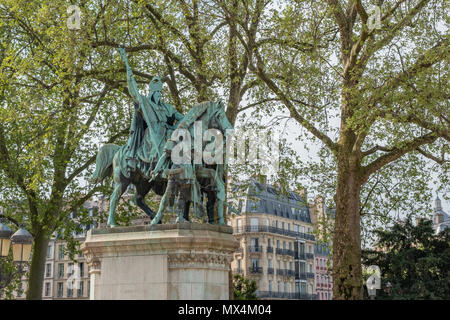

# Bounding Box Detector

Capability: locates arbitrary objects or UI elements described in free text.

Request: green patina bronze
[91,48,238,227]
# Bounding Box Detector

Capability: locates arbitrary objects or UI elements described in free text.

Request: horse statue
[91,47,239,227]
[149,100,233,226]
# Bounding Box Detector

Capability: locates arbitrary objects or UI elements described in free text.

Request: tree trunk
[26,230,49,300]
[332,150,364,299]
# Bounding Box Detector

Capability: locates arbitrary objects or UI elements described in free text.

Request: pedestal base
[80,223,238,300]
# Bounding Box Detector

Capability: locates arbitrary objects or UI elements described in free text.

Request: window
[289,242,292,251]
[268,259,272,268]
[88,281,90,297]
[289,261,293,271]
[277,281,281,293]
[79,262,84,277]
[309,264,312,273]
[67,286,73,298]
[57,282,63,298]
[281,222,285,230]
[251,258,259,269]
[269,281,273,293]
[237,219,242,232]
[250,238,259,248]
[284,282,287,293]
[58,245,65,260]
[276,240,280,249]
[288,223,290,231]
[44,282,51,297]
[78,281,84,297]
[250,218,258,231]
[283,241,286,250]
[47,245,52,259]
[237,259,241,270]
[294,224,299,233]
[58,263,64,278]
[68,263,74,277]
[267,238,271,248]
[45,263,51,277]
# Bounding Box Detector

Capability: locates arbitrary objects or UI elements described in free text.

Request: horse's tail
[90,144,121,183]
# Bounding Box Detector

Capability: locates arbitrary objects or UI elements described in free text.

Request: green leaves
[233,273,258,300]
[362,219,450,299]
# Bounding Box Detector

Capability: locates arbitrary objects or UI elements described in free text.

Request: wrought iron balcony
[306,253,314,259]
[276,269,286,276]
[295,252,306,260]
[248,245,263,253]
[284,249,294,256]
[306,272,315,279]
[275,248,283,255]
[267,246,273,253]
[233,226,315,241]
[295,272,307,280]
[267,267,274,275]
[248,266,263,274]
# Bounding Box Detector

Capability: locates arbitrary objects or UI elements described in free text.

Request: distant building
[230,179,317,300]
[310,196,334,300]
[433,195,450,234]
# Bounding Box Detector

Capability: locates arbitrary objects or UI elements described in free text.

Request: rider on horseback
[118,47,184,179]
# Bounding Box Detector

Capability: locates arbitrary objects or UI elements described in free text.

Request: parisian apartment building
[229,178,334,300]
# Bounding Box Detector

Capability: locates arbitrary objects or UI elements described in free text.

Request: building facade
[309,195,334,300]
[230,179,317,300]
[314,244,333,300]
[433,195,450,234]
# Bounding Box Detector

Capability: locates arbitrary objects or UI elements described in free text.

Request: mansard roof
[243,179,312,223]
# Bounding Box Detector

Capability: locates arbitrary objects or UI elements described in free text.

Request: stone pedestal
[80,222,238,300]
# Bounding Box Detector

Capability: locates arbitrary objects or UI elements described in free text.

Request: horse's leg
[183,200,191,222]
[135,182,156,219]
[151,178,174,225]
[175,186,190,223]
[108,159,129,227]
[217,199,225,226]
[206,190,216,224]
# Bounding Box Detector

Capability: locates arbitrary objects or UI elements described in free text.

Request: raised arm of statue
[118,47,140,103]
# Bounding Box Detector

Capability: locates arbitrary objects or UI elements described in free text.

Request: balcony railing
[276,248,294,256]
[232,268,243,274]
[267,267,274,275]
[276,269,295,277]
[276,269,286,276]
[248,245,263,253]
[295,253,306,260]
[233,225,315,241]
[306,253,314,259]
[248,267,263,274]
[306,272,315,279]
[267,246,273,253]
[284,249,294,256]
[295,272,307,280]
[258,291,318,300]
